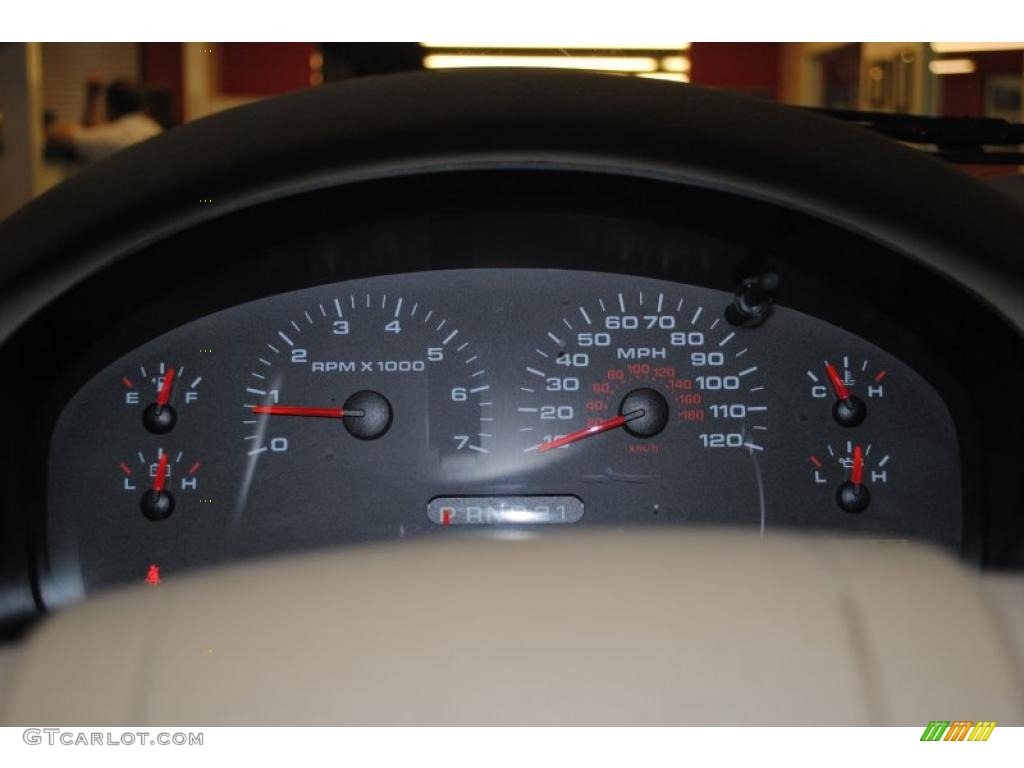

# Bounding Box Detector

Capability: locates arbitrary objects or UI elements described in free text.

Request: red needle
[156,367,175,407]
[537,411,642,453]
[825,363,851,401]
[252,405,349,419]
[152,453,170,493]
[851,445,864,487]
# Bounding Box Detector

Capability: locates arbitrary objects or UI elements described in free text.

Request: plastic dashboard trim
[2,70,1023,339]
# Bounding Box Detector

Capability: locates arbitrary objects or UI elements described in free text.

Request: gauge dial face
[240,290,491,497]
[44,269,963,599]
[121,360,202,435]
[120,360,201,410]
[809,440,891,515]
[121,447,204,522]
[241,291,491,460]
[807,356,888,403]
[510,287,768,526]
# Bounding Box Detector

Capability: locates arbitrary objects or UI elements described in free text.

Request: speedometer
[511,282,768,525]
[516,289,768,454]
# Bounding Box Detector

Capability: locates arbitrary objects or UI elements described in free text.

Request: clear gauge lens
[121,447,204,522]
[239,290,493,523]
[121,361,202,434]
[510,286,768,526]
[515,290,768,456]
[806,355,888,428]
[809,440,892,515]
[43,269,967,598]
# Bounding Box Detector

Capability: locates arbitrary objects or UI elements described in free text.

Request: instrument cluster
[45,269,961,596]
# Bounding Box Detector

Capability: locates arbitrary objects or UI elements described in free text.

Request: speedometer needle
[252,405,364,419]
[536,410,643,453]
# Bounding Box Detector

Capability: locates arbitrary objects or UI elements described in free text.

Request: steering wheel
[1,70,1022,725]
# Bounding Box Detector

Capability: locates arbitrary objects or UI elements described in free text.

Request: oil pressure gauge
[809,441,891,514]
[119,447,204,521]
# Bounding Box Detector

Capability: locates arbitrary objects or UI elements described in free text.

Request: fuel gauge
[120,361,202,434]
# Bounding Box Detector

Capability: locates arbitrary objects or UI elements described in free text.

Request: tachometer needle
[252,405,364,419]
[156,367,175,407]
[825,363,850,402]
[152,453,170,493]
[537,410,643,453]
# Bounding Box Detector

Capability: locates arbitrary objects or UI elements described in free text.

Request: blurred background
[1,41,1022,220]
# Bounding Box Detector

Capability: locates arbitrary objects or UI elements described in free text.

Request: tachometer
[241,290,493,494]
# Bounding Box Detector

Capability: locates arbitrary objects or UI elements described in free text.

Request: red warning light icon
[145,564,161,586]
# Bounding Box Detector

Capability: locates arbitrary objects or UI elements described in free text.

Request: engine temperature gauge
[809,441,891,514]
[806,355,888,427]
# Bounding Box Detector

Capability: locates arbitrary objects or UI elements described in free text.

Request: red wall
[689,43,781,99]
[940,50,1022,117]
[219,43,315,96]
[140,42,184,125]
[939,50,1022,178]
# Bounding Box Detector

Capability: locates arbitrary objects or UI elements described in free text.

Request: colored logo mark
[920,721,996,741]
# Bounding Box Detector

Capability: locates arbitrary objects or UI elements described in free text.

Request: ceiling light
[421,41,690,51]
[928,59,977,75]
[660,56,691,73]
[423,54,660,73]
[930,42,1024,53]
